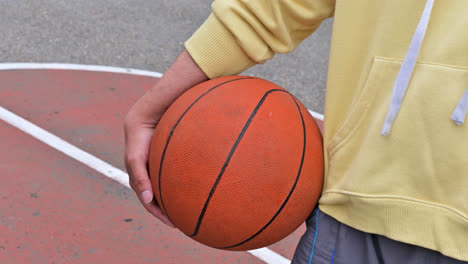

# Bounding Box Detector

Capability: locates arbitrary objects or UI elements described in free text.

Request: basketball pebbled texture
[148,76,323,251]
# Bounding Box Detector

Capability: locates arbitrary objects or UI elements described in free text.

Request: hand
[124,101,175,227]
[124,49,208,227]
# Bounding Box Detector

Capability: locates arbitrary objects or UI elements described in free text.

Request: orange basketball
[148,76,323,251]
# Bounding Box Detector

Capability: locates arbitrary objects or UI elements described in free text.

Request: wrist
[134,49,208,121]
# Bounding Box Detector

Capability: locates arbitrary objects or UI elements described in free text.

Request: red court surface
[0,66,323,263]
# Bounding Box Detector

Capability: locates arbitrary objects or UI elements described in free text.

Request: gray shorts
[292,207,467,264]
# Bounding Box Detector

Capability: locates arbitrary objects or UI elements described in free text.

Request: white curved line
[0,63,324,121]
[1,62,327,264]
[309,110,324,121]
[0,63,163,78]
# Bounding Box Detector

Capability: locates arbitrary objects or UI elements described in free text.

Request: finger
[127,158,175,228]
[124,124,154,205]
[126,154,164,214]
[124,116,176,227]
[125,140,176,228]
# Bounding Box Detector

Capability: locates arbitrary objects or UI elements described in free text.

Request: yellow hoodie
[185,0,468,260]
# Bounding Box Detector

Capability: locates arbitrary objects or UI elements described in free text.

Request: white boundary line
[0,106,130,188]
[0,63,324,264]
[248,248,291,264]
[0,106,291,264]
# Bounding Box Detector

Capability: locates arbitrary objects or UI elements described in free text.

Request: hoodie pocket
[325,56,468,210]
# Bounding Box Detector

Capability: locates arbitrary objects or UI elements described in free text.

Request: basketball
[148,76,324,251]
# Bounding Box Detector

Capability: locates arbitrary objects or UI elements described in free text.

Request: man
[124,0,468,263]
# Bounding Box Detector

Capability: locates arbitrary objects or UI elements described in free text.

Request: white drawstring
[451,86,468,125]
[381,0,435,136]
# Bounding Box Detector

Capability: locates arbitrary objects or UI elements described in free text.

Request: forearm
[135,49,209,121]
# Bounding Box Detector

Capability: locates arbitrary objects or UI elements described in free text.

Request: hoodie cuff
[185,14,256,79]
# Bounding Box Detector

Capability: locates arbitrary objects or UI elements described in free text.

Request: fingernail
[141,190,153,204]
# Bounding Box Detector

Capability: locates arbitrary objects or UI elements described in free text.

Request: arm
[186,0,335,78]
[125,0,335,226]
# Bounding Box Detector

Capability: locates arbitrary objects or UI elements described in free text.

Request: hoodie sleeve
[185,0,336,79]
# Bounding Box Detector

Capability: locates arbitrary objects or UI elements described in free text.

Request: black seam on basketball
[158,77,255,222]
[190,89,287,237]
[219,94,307,249]
[189,88,287,238]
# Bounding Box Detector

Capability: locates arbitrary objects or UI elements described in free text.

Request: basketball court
[1,1,332,263]
[0,64,324,263]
